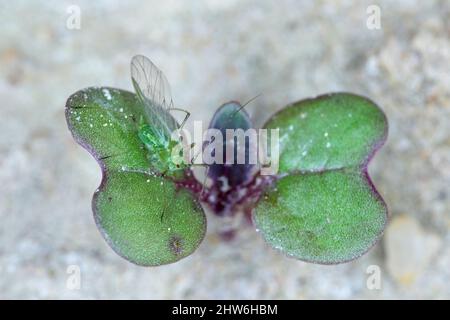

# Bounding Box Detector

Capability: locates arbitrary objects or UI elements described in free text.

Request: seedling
[65,55,388,266]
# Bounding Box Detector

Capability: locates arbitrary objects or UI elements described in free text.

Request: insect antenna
[119,167,161,177]
[201,165,210,196]
[98,151,131,161]
[68,106,96,109]
[230,93,262,118]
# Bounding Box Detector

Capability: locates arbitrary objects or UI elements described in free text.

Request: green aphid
[130,55,190,176]
[137,120,187,174]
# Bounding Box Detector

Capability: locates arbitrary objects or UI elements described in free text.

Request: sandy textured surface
[0,0,448,299]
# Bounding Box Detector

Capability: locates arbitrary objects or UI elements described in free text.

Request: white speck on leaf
[102,88,112,101]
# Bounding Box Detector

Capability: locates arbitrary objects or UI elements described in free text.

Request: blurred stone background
[0,0,448,299]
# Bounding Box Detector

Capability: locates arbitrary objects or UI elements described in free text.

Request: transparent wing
[130,55,178,136]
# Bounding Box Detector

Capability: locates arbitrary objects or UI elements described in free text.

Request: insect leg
[188,163,209,195]
[160,196,171,222]
[168,107,191,129]
[201,165,210,196]
[189,142,203,164]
